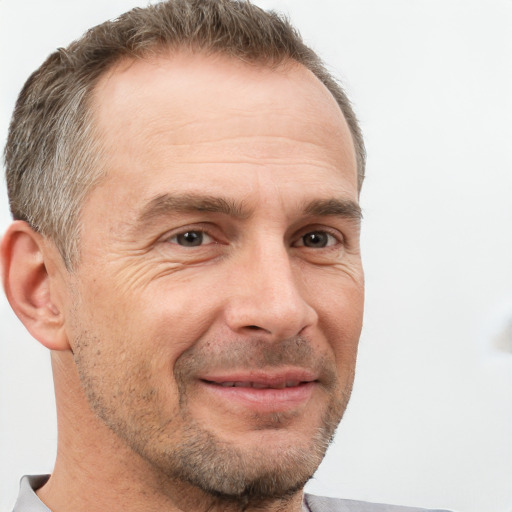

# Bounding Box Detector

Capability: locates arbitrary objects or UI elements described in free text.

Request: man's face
[64,53,363,499]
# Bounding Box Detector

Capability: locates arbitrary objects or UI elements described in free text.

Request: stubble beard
[159,399,346,505]
[73,333,354,507]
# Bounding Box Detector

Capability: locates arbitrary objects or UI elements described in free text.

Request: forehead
[88,52,358,211]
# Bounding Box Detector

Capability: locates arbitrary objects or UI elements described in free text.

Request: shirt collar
[13,475,51,512]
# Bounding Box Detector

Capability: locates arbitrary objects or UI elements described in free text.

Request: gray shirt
[13,475,452,512]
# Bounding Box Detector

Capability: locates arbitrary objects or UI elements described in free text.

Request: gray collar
[13,475,51,512]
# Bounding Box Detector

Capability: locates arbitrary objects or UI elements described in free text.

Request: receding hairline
[87,47,359,181]
[92,46,349,111]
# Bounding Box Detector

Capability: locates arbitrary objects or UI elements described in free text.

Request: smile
[206,380,304,389]
[197,370,318,414]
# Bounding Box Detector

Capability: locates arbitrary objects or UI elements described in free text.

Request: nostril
[247,325,261,330]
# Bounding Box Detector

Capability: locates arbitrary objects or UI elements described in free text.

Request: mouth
[200,368,317,388]
[205,380,305,389]
[197,370,318,413]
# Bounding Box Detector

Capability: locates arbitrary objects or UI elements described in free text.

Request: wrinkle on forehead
[90,51,357,175]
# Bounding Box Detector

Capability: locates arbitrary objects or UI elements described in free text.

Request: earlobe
[1,220,70,351]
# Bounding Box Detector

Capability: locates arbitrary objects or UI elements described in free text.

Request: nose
[223,242,318,340]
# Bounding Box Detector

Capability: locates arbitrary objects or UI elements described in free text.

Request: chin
[144,404,342,502]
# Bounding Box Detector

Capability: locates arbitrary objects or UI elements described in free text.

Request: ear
[1,220,71,351]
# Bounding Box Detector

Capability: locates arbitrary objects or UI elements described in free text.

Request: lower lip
[200,381,316,413]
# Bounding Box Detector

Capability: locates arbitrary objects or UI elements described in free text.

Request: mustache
[174,335,337,387]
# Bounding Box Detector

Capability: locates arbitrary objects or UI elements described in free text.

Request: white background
[1,1,511,511]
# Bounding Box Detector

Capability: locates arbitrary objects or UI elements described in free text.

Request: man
[1,1,450,511]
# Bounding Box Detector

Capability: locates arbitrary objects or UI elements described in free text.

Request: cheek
[139,281,221,343]
[70,297,178,425]
[313,275,364,364]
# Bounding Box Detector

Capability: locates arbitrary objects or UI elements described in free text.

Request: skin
[1,52,364,512]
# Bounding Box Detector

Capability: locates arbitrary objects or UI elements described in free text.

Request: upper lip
[199,368,318,389]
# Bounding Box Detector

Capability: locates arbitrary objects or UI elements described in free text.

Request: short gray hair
[4,0,366,269]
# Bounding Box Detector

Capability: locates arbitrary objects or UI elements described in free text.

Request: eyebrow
[135,193,362,226]
[136,193,251,225]
[304,198,362,220]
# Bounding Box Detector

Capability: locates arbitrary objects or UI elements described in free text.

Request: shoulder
[304,494,453,512]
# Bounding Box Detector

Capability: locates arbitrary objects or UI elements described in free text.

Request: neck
[37,352,305,512]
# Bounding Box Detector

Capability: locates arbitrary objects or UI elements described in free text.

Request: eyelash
[164,226,344,249]
[293,230,342,249]
[167,230,215,247]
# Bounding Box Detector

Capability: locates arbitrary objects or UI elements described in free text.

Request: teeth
[252,382,267,389]
[286,380,300,387]
[220,382,235,387]
[234,381,251,387]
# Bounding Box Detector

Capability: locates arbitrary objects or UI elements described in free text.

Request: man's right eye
[168,230,214,247]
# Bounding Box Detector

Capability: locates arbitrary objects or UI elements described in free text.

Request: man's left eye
[169,230,214,247]
[295,231,339,248]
